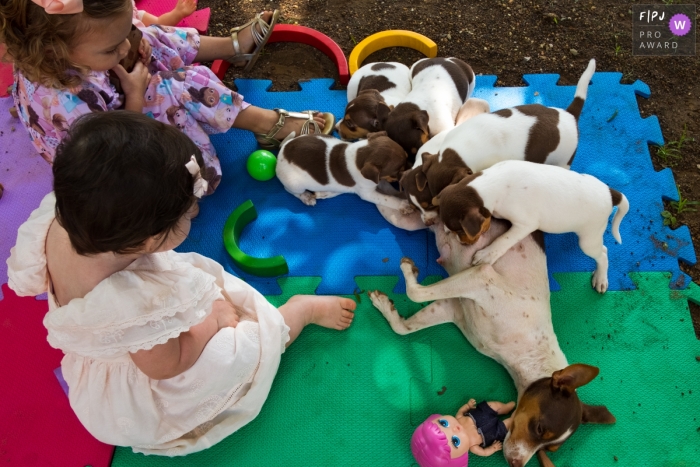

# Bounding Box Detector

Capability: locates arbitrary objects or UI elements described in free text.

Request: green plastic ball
[246,149,277,181]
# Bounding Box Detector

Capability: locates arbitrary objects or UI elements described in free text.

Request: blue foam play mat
[178,73,696,295]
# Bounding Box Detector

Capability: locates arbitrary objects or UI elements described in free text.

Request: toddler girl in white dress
[7,111,355,456]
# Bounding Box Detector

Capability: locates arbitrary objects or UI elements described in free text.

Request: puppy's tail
[610,188,628,244]
[566,58,596,120]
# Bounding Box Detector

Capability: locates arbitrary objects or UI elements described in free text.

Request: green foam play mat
[111,272,700,467]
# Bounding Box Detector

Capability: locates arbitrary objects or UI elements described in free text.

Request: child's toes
[340,298,357,312]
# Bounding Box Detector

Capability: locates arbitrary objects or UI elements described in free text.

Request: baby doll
[411,398,515,466]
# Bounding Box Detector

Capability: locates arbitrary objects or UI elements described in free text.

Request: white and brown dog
[384,57,476,161]
[276,132,413,212]
[368,218,616,467]
[336,62,412,140]
[435,160,629,293]
[402,59,596,225]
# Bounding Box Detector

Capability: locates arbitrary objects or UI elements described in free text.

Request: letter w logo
[674,20,686,30]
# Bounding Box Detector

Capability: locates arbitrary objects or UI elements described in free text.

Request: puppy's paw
[368,290,395,316]
[472,247,500,266]
[299,191,317,206]
[591,270,608,294]
[399,200,416,215]
[400,257,419,278]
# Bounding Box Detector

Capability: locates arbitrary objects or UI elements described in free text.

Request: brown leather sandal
[255,109,336,149]
[229,10,280,72]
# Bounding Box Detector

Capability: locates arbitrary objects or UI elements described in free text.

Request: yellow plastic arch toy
[348,30,438,75]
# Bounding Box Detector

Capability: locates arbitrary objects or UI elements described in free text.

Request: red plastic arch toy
[212,24,349,85]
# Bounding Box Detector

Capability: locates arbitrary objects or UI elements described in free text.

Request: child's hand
[468,398,477,410]
[212,300,240,330]
[490,441,503,453]
[174,0,197,17]
[138,37,152,66]
[112,61,151,99]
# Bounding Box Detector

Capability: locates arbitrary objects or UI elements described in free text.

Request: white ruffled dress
[6,193,290,456]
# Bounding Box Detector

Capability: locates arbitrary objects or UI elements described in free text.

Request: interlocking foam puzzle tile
[110,272,700,467]
[0,97,53,301]
[178,73,695,296]
[134,0,210,34]
[0,284,114,467]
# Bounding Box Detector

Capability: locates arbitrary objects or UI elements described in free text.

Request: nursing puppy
[435,160,629,293]
[405,59,596,225]
[336,62,412,140]
[368,218,615,467]
[276,132,413,212]
[384,57,475,160]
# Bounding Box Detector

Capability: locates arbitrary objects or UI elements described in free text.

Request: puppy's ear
[581,403,616,425]
[367,131,388,140]
[460,207,489,239]
[375,102,391,128]
[421,153,438,173]
[432,194,440,206]
[451,168,471,184]
[551,364,600,397]
[360,163,381,184]
[413,110,430,131]
[416,171,428,192]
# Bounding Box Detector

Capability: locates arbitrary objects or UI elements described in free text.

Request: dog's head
[337,89,392,140]
[383,103,430,156]
[434,174,492,245]
[354,131,408,184]
[503,364,616,467]
[399,165,437,225]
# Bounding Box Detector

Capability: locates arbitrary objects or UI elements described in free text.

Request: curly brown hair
[0,0,132,88]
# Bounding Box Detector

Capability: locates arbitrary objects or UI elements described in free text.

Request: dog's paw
[400,257,419,277]
[399,200,416,215]
[472,247,500,266]
[299,191,317,206]
[368,290,394,314]
[591,270,608,294]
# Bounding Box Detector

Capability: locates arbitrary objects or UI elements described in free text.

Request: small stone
[0,183,4,200]
[696,356,700,361]
[447,33,451,39]
[570,48,579,56]
[614,456,618,462]
[9,106,18,118]
[524,56,531,61]
[534,91,539,96]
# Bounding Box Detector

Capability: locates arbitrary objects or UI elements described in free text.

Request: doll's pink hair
[411,414,469,467]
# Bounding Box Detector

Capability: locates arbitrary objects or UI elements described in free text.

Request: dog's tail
[566,59,596,120]
[610,188,628,244]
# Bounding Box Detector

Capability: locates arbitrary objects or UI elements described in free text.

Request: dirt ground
[202,0,700,333]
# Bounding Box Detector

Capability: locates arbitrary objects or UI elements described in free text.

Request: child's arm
[469,441,502,457]
[140,0,197,27]
[130,299,239,380]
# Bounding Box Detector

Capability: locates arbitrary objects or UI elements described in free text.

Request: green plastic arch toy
[222,200,289,277]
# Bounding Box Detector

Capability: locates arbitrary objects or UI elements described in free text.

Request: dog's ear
[360,163,381,184]
[451,167,471,184]
[375,102,391,128]
[581,403,616,425]
[413,110,430,132]
[416,171,428,192]
[422,153,438,173]
[460,207,489,239]
[551,364,599,397]
[367,131,388,140]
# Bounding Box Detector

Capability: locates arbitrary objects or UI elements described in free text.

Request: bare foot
[287,295,356,330]
[229,11,274,65]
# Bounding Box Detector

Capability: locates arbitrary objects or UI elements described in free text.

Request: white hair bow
[185,156,208,198]
[30,0,83,14]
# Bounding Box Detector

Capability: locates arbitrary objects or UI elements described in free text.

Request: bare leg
[232,106,326,140]
[486,401,516,415]
[278,295,356,347]
[194,12,273,63]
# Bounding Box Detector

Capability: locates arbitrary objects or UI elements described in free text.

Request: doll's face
[434,416,470,459]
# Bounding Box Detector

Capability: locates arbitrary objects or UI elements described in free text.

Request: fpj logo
[633,4,695,56]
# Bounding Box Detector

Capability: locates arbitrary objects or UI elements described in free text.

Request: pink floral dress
[11,3,248,193]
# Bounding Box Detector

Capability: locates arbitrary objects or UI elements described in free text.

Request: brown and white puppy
[336,62,412,140]
[435,160,629,293]
[405,59,596,226]
[384,57,475,161]
[276,132,413,212]
[399,98,492,225]
[368,218,615,467]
